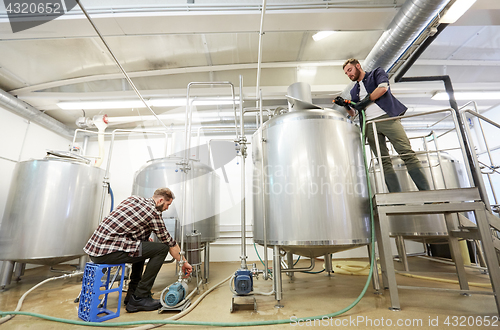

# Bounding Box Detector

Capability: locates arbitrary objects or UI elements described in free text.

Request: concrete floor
[0,256,497,329]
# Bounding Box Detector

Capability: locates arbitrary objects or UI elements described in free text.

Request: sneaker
[125,294,161,313]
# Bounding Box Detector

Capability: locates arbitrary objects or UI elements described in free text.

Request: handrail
[368,108,475,194]
[460,108,500,212]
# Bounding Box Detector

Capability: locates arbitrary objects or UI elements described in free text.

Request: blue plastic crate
[78,263,125,322]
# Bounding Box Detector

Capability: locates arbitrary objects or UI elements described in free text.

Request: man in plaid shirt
[84,187,192,312]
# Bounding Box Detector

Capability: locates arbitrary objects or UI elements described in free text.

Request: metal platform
[372,187,500,315]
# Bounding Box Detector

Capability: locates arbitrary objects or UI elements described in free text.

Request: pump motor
[233,269,253,295]
[164,281,188,306]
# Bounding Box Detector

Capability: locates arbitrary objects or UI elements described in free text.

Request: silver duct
[0,88,74,138]
[363,0,449,72]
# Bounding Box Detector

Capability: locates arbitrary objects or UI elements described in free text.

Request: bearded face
[155,202,165,212]
[344,64,361,82]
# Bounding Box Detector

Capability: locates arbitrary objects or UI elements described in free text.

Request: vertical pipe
[261,135,269,280]
[82,135,89,156]
[239,75,247,270]
[259,89,263,128]
[273,245,283,308]
[255,0,267,99]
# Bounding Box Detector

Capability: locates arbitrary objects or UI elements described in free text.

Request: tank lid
[44,150,92,164]
[286,82,322,111]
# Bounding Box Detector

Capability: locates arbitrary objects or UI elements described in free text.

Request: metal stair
[373,187,500,315]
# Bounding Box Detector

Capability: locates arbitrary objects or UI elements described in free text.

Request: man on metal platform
[335,58,430,192]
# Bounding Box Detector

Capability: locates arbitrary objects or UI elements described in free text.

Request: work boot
[125,295,161,313]
[124,290,133,306]
[384,172,402,193]
[408,167,430,191]
[124,283,138,305]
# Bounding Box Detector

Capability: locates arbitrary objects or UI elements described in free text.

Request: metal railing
[460,103,500,214]
[368,108,476,195]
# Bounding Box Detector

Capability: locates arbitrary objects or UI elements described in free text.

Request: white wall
[0,106,72,272]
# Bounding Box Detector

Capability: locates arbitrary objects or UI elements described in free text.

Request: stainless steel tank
[0,157,104,265]
[252,109,371,258]
[371,152,468,242]
[131,157,220,243]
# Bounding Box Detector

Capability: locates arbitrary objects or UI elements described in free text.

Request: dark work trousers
[89,241,169,298]
[365,114,421,175]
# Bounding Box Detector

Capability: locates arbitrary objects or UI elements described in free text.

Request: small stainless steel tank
[0,156,104,265]
[131,157,220,243]
[252,108,371,258]
[371,152,468,242]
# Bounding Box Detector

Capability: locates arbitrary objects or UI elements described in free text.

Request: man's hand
[353,95,373,111]
[182,261,193,278]
[333,96,356,117]
[333,96,350,107]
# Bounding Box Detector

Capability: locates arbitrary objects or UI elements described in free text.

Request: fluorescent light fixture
[107,111,233,124]
[439,0,476,24]
[57,97,239,110]
[297,67,317,76]
[312,31,336,41]
[432,91,500,101]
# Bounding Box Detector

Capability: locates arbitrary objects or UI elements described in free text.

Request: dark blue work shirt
[349,67,407,117]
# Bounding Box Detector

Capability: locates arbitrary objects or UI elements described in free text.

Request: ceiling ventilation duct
[0,88,74,138]
[363,0,449,72]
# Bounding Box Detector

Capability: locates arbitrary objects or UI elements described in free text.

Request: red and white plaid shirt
[84,196,176,257]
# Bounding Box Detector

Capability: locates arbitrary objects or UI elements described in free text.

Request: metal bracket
[230,295,257,313]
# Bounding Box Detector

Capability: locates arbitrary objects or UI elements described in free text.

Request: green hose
[0,112,376,327]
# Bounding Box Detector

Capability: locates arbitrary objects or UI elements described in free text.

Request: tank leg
[324,254,333,276]
[367,244,381,293]
[78,255,88,271]
[286,252,294,279]
[204,243,210,283]
[13,262,26,282]
[395,236,409,272]
[1,261,15,289]
[273,246,283,308]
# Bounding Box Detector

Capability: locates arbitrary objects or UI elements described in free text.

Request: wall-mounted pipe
[0,88,74,138]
